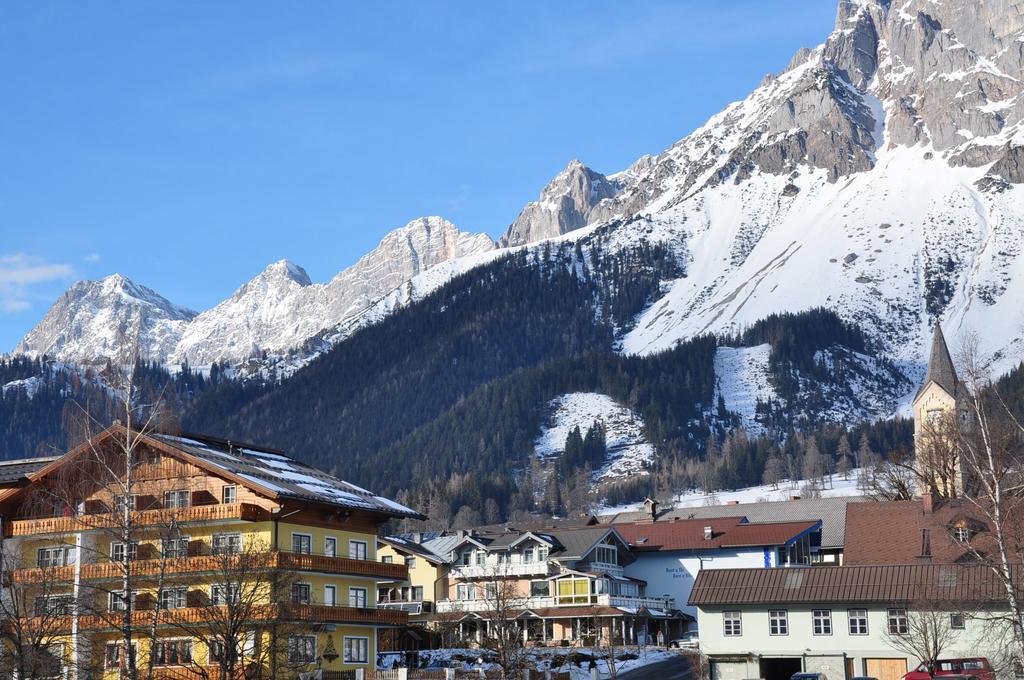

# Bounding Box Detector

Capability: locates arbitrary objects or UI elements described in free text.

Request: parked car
[902,659,993,680]
[791,673,828,680]
[669,630,699,648]
[850,676,878,680]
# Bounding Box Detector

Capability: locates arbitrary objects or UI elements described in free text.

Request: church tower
[912,322,969,497]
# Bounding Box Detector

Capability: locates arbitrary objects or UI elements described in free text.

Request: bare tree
[950,334,1024,662]
[836,434,854,480]
[863,451,917,501]
[883,604,959,675]
[478,569,529,675]
[762,455,785,489]
[916,411,964,498]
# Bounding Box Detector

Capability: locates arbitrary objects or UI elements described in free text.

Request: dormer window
[593,541,618,566]
[953,526,971,542]
[475,550,486,566]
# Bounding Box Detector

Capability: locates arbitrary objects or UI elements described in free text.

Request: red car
[902,659,993,680]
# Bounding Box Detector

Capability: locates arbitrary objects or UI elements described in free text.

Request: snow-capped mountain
[15,274,197,365]
[172,216,494,365]
[490,0,1024,385]
[18,217,494,366]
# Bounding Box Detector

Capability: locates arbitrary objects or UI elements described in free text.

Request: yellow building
[912,322,970,497]
[376,536,449,619]
[0,425,422,679]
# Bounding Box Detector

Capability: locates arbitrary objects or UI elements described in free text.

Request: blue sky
[0,2,836,351]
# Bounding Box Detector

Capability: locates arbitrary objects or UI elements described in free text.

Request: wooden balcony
[5,503,269,537]
[23,602,407,633]
[11,551,408,584]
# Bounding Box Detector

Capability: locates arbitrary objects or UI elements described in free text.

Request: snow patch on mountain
[535,392,654,483]
[713,344,775,433]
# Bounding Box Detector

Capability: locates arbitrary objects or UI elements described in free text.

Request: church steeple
[923,321,960,397]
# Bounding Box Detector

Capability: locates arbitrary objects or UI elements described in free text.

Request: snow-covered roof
[150,431,423,519]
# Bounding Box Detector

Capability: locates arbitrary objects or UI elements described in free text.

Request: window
[291,533,312,555]
[524,547,535,563]
[349,586,368,608]
[953,526,971,542]
[888,608,909,635]
[288,636,316,664]
[412,586,424,601]
[105,643,125,669]
[208,640,230,664]
[113,495,137,514]
[324,585,337,606]
[593,542,618,566]
[163,490,190,509]
[723,611,742,637]
[325,537,337,557]
[475,550,486,566]
[110,541,138,563]
[848,609,869,635]
[530,581,550,597]
[456,584,476,601]
[400,586,410,601]
[484,582,498,600]
[34,595,74,616]
[222,485,237,504]
[160,587,187,610]
[153,640,192,666]
[812,609,832,635]
[951,612,966,630]
[768,610,788,636]
[212,533,242,555]
[211,583,240,605]
[405,556,416,569]
[343,637,368,664]
[162,535,189,559]
[349,540,368,560]
[37,546,75,568]
[109,591,136,612]
[291,583,311,605]
[538,547,549,561]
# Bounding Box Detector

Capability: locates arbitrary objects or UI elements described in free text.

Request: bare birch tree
[883,604,959,674]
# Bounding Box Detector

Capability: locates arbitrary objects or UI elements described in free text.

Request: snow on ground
[379,648,679,679]
[712,344,774,433]
[597,469,867,515]
[534,393,654,482]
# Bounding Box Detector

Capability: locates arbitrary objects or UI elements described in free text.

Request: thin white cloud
[0,254,74,314]
[83,252,101,263]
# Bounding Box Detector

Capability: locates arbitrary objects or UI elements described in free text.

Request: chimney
[703,526,713,540]
[643,497,659,522]
[918,528,932,560]
[412,532,423,544]
[922,493,934,514]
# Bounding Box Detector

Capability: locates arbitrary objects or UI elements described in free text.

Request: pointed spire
[924,321,959,396]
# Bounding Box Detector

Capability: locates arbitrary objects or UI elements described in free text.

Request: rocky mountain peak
[259,259,313,287]
[498,160,625,247]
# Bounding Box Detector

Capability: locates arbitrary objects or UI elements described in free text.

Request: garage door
[866,658,908,680]
[711,660,750,680]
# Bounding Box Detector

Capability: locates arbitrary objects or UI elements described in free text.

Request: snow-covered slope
[534,392,655,483]
[15,275,197,364]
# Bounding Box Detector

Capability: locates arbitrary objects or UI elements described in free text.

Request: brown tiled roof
[688,564,1023,607]
[843,499,997,565]
[614,517,820,551]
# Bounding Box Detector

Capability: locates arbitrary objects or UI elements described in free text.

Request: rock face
[15,274,197,365]
[499,160,627,247]
[19,217,494,366]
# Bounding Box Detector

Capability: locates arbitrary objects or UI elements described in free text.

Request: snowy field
[379,648,679,679]
[598,469,867,514]
[534,392,654,482]
[712,344,774,433]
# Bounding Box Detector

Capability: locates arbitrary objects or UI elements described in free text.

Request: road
[619,654,693,680]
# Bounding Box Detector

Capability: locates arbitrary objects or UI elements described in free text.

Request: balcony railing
[6,503,269,537]
[11,550,408,583]
[448,562,551,579]
[22,602,408,633]
[377,599,433,615]
[435,594,675,613]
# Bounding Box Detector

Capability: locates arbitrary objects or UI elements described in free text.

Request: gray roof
[547,527,622,560]
[918,322,963,399]
[428,526,624,563]
[601,496,866,549]
[151,432,423,520]
[0,456,58,485]
[379,535,449,564]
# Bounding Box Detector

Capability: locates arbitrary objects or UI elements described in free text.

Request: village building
[0,425,421,679]
[613,516,822,618]
[689,564,1010,680]
[430,525,690,646]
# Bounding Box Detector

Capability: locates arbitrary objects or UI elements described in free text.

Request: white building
[615,515,822,618]
[689,564,1012,680]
